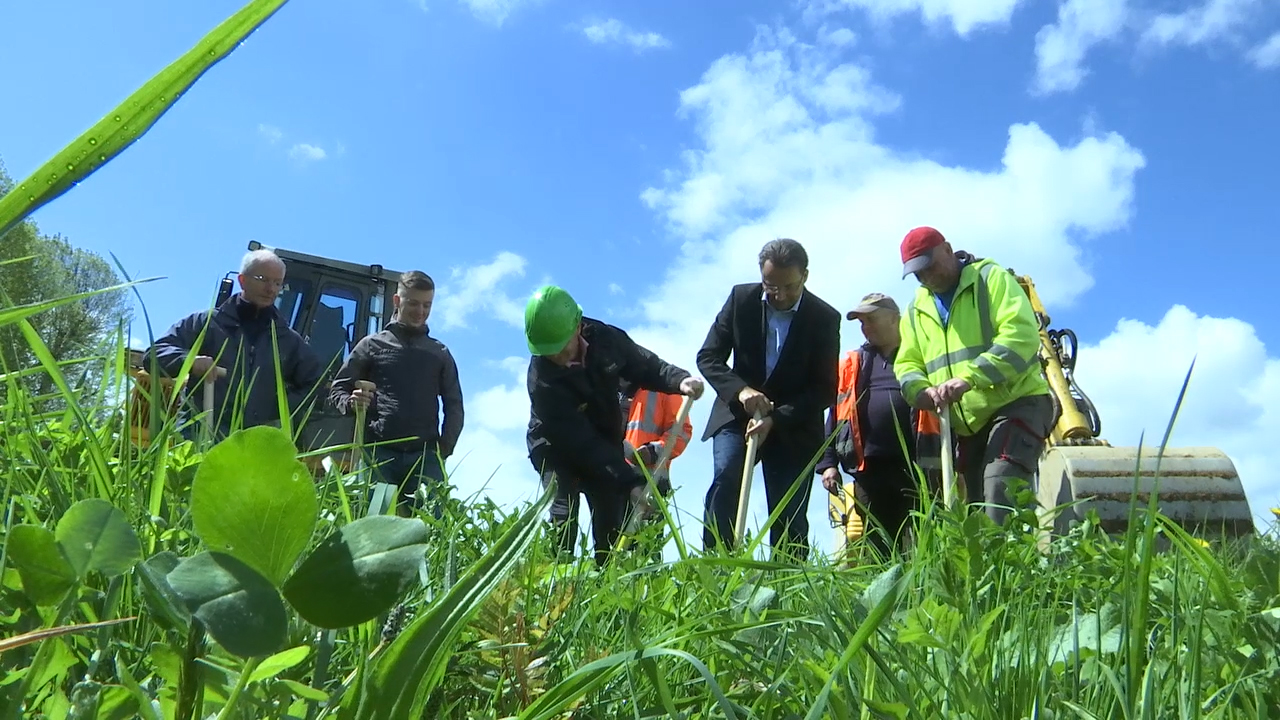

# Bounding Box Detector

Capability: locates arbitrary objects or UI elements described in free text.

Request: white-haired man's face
[238,259,285,308]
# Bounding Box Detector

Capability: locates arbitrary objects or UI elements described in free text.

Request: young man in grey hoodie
[329,270,465,517]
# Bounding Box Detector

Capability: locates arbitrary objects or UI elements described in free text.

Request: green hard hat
[524,284,583,356]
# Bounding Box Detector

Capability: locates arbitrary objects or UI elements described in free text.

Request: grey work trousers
[956,393,1055,526]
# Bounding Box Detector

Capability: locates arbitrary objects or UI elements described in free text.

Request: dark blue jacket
[147,294,325,437]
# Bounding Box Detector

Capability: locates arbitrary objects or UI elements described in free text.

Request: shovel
[350,380,398,517]
[201,366,227,446]
[733,409,765,547]
[939,402,957,510]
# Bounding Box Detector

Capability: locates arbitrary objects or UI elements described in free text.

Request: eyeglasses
[249,274,285,289]
[762,280,803,294]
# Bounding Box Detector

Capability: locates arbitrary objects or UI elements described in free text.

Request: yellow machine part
[1013,273,1257,540]
[828,481,865,556]
[125,363,179,449]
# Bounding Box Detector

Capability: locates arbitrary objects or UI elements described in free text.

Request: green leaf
[246,645,311,684]
[191,425,318,586]
[54,499,143,579]
[0,0,292,240]
[278,679,328,702]
[135,551,192,631]
[342,486,554,720]
[6,525,77,605]
[282,515,429,629]
[166,551,288,658]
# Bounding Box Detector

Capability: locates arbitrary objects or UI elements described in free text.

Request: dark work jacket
[815,343,941,477]
[526,317,691,491]
[696,283,841,457]
[329,321,464,455]
[147,294,324,436]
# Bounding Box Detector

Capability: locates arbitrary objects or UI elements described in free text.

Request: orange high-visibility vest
[833,347,942,472]
[624,390,693,468]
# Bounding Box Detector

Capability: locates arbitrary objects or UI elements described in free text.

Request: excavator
[125,240,403,472]
[828,271,1257,554]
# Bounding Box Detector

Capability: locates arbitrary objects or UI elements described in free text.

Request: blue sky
[3,0,1278,557]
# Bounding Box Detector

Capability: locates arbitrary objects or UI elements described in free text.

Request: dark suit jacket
[696,283,841,456]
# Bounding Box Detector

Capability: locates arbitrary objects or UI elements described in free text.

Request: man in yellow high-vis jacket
[893,226,1057,526]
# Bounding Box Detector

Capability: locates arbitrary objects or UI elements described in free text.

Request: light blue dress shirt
[763,290,803,380]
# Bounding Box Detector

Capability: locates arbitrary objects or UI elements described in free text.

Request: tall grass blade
[0,0,291,239]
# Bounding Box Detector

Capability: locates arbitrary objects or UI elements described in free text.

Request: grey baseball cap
[845,292,899,321]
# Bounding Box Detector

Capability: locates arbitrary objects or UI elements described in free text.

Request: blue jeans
[369,444,447,518]
[703,426,815,561]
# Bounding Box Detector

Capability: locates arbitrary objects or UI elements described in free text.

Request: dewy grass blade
[0,0,291,239]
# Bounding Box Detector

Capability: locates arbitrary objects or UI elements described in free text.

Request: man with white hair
[148,248,324,439]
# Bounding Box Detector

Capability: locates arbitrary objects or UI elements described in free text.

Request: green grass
[0,317,1278,719]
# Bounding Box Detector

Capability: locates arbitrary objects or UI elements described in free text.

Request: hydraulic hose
[1048,328,1102,438]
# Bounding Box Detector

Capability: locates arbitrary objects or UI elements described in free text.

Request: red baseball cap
[900,226,946,278]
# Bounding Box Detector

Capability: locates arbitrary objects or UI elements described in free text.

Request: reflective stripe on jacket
[829,347,941,474]
[893,255,1050,437]
[624,389,693,467]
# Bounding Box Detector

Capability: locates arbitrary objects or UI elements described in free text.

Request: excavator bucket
[1008,271,1257,544]
[1036,445,1256,541]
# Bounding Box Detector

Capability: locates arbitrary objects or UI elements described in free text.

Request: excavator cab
[127,241,402,470]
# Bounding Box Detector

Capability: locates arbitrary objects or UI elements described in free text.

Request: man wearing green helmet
[524,284,704,566]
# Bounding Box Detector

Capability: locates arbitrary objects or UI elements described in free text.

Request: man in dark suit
[696,238,841,561]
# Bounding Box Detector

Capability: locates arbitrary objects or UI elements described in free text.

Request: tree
[0,156,134,406]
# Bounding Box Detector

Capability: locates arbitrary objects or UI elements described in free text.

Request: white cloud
[258,124,282,144]
[608,282,624,295]
[1077,306,1280,528]
[288,143,327,162]
[1140,0,1261,48]
[805,0,1028,37]
[435,251,529,331]
[460,0,536,26]
[1032,0,1131,95]
[1247,30,1280,68]
[580,18,671,51]
[1031,0,1271,93]
[446,356,538,508]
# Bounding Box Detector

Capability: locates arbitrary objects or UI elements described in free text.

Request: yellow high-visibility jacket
[893,255,1050,437]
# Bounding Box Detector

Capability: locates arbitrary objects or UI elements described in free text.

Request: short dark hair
[758,238,808,272]
[398,270,435,294]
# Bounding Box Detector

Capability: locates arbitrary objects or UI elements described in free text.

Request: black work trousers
[541,468,635,567]
[852,456,920,560]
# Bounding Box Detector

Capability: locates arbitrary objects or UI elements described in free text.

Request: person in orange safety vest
[817,292,942,559]
[622,385,694,489]
[619,380,693,556]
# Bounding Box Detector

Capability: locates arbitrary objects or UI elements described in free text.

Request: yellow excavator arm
[1015,272,1256,540]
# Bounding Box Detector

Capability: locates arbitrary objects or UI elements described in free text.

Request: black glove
[637,442,660,467]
